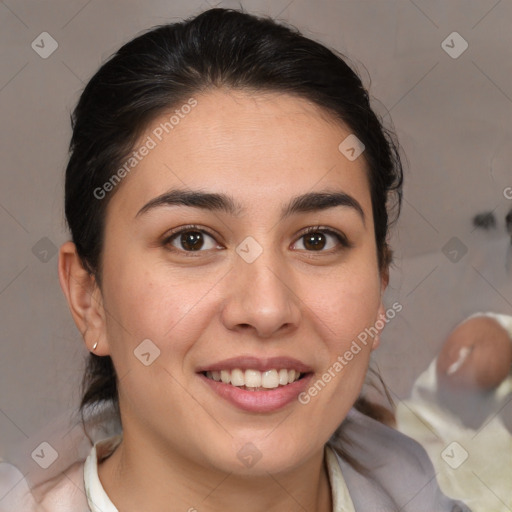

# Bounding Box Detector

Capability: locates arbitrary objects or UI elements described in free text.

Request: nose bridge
[222,235,301,337]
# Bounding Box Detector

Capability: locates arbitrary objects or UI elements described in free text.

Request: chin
[210,430,322,476]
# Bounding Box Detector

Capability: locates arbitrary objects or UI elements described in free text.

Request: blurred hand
[436,316,512,392]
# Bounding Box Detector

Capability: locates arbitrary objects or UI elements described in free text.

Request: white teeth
[245,369,262,388]
[261,369,279,389]
[205,368,302,388]
[231,368,244,386]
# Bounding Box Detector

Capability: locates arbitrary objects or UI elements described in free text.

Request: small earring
[92,341,98,351]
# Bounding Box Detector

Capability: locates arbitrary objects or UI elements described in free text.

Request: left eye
[293,229,347,252]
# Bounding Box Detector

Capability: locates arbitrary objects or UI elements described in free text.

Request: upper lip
[196,356,313,374]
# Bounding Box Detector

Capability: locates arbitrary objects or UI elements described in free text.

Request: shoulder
[343,407,434,471]
[329,408,472,511]
[0,460,89,512]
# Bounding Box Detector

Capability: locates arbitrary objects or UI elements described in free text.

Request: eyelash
[161,224,352,257]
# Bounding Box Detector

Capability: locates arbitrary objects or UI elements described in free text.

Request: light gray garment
[330,408,471,511]
[0,406,472,511]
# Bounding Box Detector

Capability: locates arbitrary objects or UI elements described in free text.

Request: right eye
[162,225,223,254]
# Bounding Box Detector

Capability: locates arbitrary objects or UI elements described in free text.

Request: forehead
[108,88,372,217]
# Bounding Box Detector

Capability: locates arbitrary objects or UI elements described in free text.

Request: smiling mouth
[202,368,306,391]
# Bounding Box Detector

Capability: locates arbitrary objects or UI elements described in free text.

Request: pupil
[181,231,203,250]
[305,233,325,250]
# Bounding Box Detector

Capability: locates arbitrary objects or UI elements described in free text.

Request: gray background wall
[1,0,511,456]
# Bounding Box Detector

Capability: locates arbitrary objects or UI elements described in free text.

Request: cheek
[299,263,381,412]
[101,253,223,358]
[308,263,382,350]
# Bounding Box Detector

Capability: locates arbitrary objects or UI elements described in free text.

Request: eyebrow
[135,188,365,224]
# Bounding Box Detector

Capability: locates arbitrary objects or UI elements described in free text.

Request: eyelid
[163,223,220,241]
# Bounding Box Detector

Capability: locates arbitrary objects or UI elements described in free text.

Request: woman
[0,7,470,511]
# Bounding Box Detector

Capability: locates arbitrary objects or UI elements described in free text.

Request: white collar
[84,435,355,512]
[84,434,122,512]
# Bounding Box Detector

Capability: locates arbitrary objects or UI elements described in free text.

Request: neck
[97,430,333,512]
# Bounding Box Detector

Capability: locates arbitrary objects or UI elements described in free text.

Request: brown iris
[303,232,326,251]
[180,231,204,251]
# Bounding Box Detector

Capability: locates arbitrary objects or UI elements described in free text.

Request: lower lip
[198,373,313,413]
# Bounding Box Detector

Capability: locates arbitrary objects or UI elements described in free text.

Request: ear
[371,269,390,352]
[58,241,109,355]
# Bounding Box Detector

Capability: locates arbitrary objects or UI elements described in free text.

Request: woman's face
[94,89,386,474]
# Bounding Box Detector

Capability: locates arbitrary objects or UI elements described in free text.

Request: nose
[220,246,301,339]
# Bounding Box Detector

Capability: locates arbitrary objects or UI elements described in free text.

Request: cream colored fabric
[396,312,512,512]
[83,435,121,512]
[324,445,356,512]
